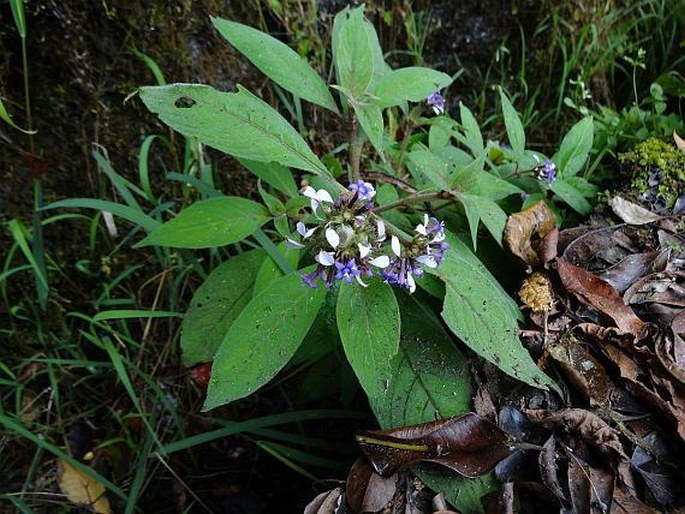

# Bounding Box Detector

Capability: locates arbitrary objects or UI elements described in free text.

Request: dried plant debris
[309,202,685,513]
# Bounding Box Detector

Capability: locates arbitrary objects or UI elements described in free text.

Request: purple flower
[426,91,446,115]
[348,180,376,202]
[334,258,361,283]
[537,160,556,184]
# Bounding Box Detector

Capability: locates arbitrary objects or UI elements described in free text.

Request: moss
[618,138,685,211]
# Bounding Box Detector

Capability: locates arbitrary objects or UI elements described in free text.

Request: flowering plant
[130,5,595,508]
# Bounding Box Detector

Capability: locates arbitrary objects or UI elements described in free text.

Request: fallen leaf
[597,252,658,294]
[355,413,512,478]
[538,436,567,502]
[631,432,681,507]
[57,459,112,514]
[608,196,661,225]
[504,201,557,266]
[303,488,343,514]
[345,457,398,513]
[555,257,645,336]
[674,130,685,151]
[545,332,609,408]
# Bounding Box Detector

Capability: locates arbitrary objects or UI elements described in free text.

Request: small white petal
[325,227,340,249]
[355,275,369,287]
[358,243,371,259]
[315,250,335,266]
[376,220,386,240]
[301,186,317,200]
[285,238,305,249]
[391,236,402,257]
[369,255,390,268]
[407,274,416,293]
[296,221,307,236]
[415,223,427,236]
[431,232,446,243]
[316,189,334,204]
[417,255,438,268]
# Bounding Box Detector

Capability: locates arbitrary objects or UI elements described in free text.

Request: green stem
[372,191,453,214]
[348,115,361,184]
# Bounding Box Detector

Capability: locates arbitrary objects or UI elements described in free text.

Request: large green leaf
[457,193,507,248]
[203,269,327,410]
[368,293,492,513]
[138,84,329,177]
[211,17,338,114]
[333,6,374,98]
[553,116,593,178]
[429,232,560,394]
[181,249,266,366]
[498,88,525,157]
[137,197,270,248]
[353,100,384,158]
[253,242,300,296]
[337,280,400,401]
[374,67,452,108]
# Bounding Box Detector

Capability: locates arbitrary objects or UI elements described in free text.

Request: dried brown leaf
[304,488,343,514]
[345,457,398,513]
[355,413,511,478]
[504,201,557,266]
[608,196,661,225]
[58,459,112,514]
[556,257,646,336]
[674,130,685,151]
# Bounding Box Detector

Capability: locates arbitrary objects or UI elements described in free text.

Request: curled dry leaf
[303,488,343,514]
[674,130,685,151]
[630,432,682,507]
[346,457,398,513]
[57,459,112,514]
[545,332,609,408]
[504,201,556,266]
[608,196,661,225]
[355,413,512,478]
[555,257,645,336]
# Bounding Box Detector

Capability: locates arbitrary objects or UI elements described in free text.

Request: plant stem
[361,171,417,193]
[348,114,361,184]
[372,191,453,214]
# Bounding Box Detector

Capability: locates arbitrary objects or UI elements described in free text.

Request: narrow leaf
[498,88,525,157]
[550,178,592,215]
[203,270,326,410]
[181,249,266,366]
[212,17,338,113]
[137,197,270,248]
[458,102,484,156]
[333,7,374,98]
[337,280,400,401]
[407,148,451,191]
[42,198,160,233]
[374,67,452,108]
[138,84,330,177]
[0,97,34,134]
[458,193,507,248]
[553,116,593,178]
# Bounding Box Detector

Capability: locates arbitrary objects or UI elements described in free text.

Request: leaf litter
[305,200,685,513]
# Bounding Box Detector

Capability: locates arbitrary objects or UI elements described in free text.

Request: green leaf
[203,269,327,410]
[476,172,523,201]
[374,67,452,108]
[429,117,456,151]
[138,84,329,177]
[368,293,490,513]
[498,88,525,157]
[0,96,34,134]
[253,242,300,296]
[550,178,592,215]
[353,100,384,158]
[9,0,26,38]
[337,280,400,401]
[407,147,451,191]
[42,198,160,233]
[458,102,484,156]
[565,175,599,197]
[238,158,299,198]
[211,17,338,114]
[181,249,266,366]
[429,232,560,394]
[137,197,270,248]
[553,116,593,178]
[458,193,507,248]
[333,7,374,98]
[452,148,488,191]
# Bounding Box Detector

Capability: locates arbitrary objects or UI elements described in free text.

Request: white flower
[369,255,390,268]
[301,186,333,212]
[315,250,335,266]
[376,219,386,241]
[391,235,402,257]
[325,227,340,249]
[297,221,317,239]
[416,254,438,268]
[358,243,371,259]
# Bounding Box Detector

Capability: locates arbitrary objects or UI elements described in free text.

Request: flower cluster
[536,159,556,185]
[426,91,446,115]
[287,181,448,292]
